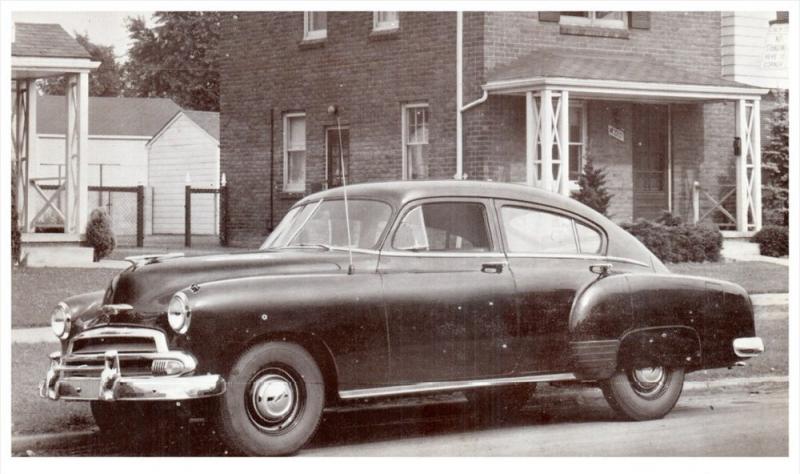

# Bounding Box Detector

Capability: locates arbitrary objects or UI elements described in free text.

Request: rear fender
[618,326,702,369]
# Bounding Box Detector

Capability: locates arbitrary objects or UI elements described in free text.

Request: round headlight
[51,302,71,340]
[168,292,191,334]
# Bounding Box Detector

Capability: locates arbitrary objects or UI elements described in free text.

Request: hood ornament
[125,253,185,267]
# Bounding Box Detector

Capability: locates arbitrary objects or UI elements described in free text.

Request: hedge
[86,208,116,261]
[621,217,722,263]
[751,226,788,257]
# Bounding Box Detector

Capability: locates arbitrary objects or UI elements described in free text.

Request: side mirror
[589,263,613,277]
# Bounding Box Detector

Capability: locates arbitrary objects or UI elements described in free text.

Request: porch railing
[692,181,737,229]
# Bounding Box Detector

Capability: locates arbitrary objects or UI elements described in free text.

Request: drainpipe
[455,11,463,180]
[456,12,489,180]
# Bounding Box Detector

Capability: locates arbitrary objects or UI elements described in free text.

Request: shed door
[632,104,669,220]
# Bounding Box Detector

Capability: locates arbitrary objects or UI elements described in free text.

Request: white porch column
[64,72,90,235]
[25,79,37,231]
[525,91,537,185]
[540,89,554,190]
[751,99,762,231]
[557,90,570,196]
[735,98,761,232]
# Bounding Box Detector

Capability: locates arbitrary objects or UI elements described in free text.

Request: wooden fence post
[185,185,192,247]
[136,185,144,247]
[692,181,700,225]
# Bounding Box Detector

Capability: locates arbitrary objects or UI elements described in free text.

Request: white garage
[147,110,220,235]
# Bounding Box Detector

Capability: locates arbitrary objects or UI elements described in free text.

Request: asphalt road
[15,381,788,457]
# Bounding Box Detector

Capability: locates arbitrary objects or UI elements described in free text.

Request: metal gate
[184,184,228,247]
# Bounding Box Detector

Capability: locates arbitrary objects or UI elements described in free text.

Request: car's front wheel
[215,342,325,456]
[600,365,684,421]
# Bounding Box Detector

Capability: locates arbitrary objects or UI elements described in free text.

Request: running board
[338,372,577,400]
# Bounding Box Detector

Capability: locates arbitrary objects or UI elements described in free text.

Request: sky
[11,11,155,60]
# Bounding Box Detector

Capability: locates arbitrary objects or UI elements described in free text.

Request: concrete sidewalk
[10,293,789,344]
[722,239,789,267]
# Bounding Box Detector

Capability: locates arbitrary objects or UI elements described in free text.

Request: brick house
[219,11,767,247]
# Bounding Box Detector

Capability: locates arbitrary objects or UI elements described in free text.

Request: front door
[378,199,518,383]
[632,104,669,220]
[326,127,349,188]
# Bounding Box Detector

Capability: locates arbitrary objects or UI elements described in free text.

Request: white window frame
[373,11,399,31]
[283,112,307,193]
[304,12,327,40]
[560,12,628,29]
[567,101,588,191]
[401,103,430,180]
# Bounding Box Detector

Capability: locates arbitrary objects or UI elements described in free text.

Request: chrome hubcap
[247,368,302,433]
[630,366,667,398]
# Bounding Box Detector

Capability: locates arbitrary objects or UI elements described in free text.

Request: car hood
[105,249,355,313]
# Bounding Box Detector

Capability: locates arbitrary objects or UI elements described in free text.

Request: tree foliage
[45,33,123,97]
[123,12,222,111]
[762,90,789,226]
[572,156,613,216]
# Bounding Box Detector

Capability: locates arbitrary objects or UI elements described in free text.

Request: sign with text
[608,125,625,142]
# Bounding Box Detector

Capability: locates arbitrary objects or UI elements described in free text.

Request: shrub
[621,218,722,263]
[11,168,20,264]
[751,226,788,257]
[85,208,116,261]
[572,156,612,216]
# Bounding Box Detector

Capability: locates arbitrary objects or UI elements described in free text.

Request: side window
[502,207,576,253]
[393,202,491,252]
[576,221,602,254]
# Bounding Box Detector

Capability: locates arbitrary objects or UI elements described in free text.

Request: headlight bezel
[168,291,192,334]
[50,302,72,340]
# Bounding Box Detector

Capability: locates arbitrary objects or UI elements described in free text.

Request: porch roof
[484,49,768,101]
[12,23,98,80]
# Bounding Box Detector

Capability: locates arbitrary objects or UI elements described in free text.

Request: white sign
[608,125,625,142]
[762,24,788,70]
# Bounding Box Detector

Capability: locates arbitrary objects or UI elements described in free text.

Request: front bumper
[733,337,765,358]
[40,349,226,402]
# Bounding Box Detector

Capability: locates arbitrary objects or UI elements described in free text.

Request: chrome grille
[65,327,168,377]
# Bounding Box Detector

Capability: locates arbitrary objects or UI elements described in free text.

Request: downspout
[456,12,489,180]
[269,108,275,232]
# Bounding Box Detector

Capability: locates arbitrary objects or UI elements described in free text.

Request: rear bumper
[40,349,226,402]
[733,337,764,358]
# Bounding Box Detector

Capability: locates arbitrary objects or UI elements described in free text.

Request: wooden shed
[147,110,220,235]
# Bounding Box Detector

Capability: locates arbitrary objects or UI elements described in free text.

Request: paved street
[15,380,787,457]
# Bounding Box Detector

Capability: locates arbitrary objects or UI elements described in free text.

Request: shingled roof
[183,110,220,141]
[12,23,92,59]
[37,95,182,137]
[488,48,759,89]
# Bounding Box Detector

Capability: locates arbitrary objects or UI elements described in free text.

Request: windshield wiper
[282,243,332,251]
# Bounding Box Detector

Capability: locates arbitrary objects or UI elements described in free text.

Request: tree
[572,156,612,216]
[45,33,123,97]
[761,90,789,226]
[123,12,222,111]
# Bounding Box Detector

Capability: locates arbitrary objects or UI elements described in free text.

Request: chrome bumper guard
[40,349,226,402]
[733,337,765,358]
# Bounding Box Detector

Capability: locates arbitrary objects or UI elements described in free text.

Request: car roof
[299,180,581,211]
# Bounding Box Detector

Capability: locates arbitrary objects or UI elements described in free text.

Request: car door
[496,201,611,374]
[378,198,518,384]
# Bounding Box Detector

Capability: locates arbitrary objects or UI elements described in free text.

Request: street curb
[11,429,97,454]
[11,376,788,453]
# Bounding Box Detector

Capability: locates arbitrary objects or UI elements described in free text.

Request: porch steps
[721,238,788,267]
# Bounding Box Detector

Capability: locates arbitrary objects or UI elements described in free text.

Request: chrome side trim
[68,326,169,354]
[338,372,576,399]
[506,253,650,268]
[379,251,506,259]
[733,337,764,357]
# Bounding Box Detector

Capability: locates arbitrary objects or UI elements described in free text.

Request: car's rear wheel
[464,384,535,425]
[600,365,684,421]
[215,342,324,456]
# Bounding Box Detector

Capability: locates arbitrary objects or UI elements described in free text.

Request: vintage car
[41,180,764,455]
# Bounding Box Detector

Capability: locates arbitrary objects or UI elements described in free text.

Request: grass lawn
[667,261,788,294]
[12,267,120,328]
[12,342,94,435]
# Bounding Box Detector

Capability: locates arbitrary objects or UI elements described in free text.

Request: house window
[568,102,587,182]
[560,12,628,29]
[284,113,306,192]
[402,103,429,180]
[374,12,399,31]
[304,12,327,39]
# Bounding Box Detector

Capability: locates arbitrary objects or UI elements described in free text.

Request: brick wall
[220,12,458,246]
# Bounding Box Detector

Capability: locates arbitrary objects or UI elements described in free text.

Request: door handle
[481,262,506,274]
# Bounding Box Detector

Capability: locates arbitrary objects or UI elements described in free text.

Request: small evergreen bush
[572,157,612,216]
[11,169,20,264]
[751,226,788,257]
[621,216,721,263]
[86,208,116,261]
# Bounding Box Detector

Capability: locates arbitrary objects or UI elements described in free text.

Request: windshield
[261,199,392,250]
